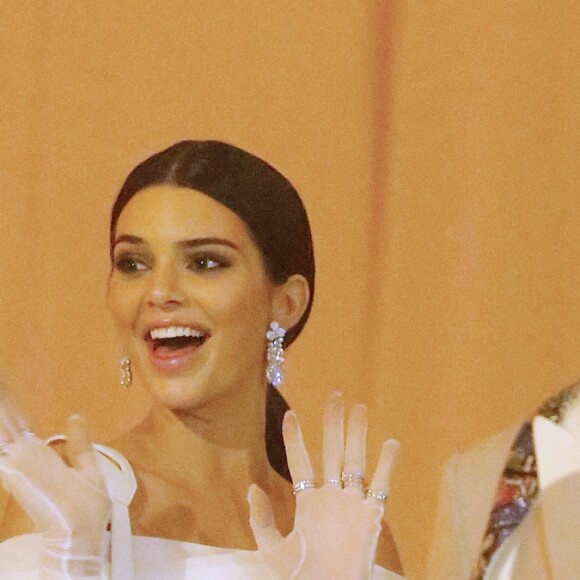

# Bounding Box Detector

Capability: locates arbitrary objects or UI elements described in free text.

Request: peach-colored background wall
[0,2,578,577]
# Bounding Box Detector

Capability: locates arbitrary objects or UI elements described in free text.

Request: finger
[367,439,400,505]
[282,411,314,485]
[65,414,92,464]
[0,395,30,441]
[322,392,343,486]
[247,484,284,549]
[343,404,367,495]
[248,484,304,578]
[65,415,100,484]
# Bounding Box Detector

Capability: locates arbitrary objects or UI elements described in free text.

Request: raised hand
[0,393,111,579]
[248,392,400,579]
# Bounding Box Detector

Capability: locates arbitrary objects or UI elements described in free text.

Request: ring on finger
[366,488,389,502]
[324,477,342,487]
[292,480,316,495]
[0,442,10,456]
[341,471,365,489]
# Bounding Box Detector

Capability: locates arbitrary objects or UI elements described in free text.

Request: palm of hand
[292,487,384,577]
[0,435,110,538]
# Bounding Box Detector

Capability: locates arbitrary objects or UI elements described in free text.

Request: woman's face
[107,185,280,410]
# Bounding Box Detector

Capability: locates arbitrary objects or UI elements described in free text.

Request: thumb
[247,483,284,550]
[65,415,100,482]
[248,484,305,578]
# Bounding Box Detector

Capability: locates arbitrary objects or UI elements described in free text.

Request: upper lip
[143,321,211,341]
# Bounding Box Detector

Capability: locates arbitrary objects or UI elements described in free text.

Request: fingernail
[247,483,257,503]
[69,414,85,422]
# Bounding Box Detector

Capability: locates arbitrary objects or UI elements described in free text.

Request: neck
[112,378,294,548]
[152,378,275,488]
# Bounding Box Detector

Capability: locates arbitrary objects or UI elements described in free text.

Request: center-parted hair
[110,140,316,480]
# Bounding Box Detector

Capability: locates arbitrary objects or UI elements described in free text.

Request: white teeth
[149,326,205,340]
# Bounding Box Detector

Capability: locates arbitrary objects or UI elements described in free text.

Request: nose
[145,262,187,310]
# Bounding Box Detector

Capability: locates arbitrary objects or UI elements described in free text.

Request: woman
[0,141,403,578]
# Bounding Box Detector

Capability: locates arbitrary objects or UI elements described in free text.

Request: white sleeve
[373,564,406,579]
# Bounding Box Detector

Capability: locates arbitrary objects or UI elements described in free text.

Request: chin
[148,382,201,409]
[148,372,226,411]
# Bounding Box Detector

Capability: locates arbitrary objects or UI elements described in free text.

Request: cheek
[107,281,137,332]
[210,280,273,337]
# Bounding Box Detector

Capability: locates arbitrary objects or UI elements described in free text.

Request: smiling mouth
[147,326,209,354]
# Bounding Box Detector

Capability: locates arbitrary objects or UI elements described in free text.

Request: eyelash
[114,255,148,274]
[113,252,230,275]
[188,253,230,271]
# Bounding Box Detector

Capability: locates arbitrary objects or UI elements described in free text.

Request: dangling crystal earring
[120,355,132,388]
[266,321,286,387]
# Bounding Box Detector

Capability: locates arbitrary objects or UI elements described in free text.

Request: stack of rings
[341,471,365,489]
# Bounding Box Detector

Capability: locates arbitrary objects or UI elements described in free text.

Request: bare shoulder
[376,519,403,575]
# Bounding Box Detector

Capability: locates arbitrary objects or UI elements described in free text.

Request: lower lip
[147,340,207,372]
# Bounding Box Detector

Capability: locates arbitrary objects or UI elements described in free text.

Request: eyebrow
[113,234,144,248]
[113,235,239,251]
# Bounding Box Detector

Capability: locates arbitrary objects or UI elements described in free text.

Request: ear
[270,274,310,332]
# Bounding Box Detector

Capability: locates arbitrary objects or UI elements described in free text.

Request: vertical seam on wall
[365,1,396,393]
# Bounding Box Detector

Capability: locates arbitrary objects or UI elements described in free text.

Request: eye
[114,255,148,274]
[189,253,229,272]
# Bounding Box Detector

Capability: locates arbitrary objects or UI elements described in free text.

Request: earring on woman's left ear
[266,321,286,387]
[120,355,132,388]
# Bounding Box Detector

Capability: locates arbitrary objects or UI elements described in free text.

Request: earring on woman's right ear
[266,321,286,387]
[120,355,132,388]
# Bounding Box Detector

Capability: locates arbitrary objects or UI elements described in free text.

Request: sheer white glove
[248,392,399,580]
[0,397,111,580]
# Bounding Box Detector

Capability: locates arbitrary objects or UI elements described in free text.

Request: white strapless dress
[0,532,398,579]
[0,444,402,579]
